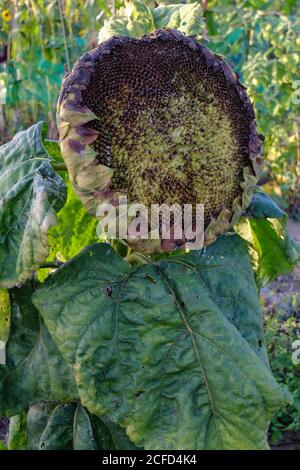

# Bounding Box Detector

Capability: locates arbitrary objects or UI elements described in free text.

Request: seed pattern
[58,29,263,251]
[82,39,251,225]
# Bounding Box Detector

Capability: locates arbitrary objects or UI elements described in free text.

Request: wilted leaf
[99,0,155,43]
[153,2,204,37]
[235,191,300,286]
[98,1,205,43]
[33,234,289,450]
[0,122,66,288]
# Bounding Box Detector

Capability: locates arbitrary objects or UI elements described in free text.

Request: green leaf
[39,403,76,450]
[0,282,77,417]
[73,405,137,450]
[33,235,289,450]
[26,402,58,450]
[48,180,97,262]
[73,405,141,450]
[225,27,244,45]
[84,412,139,450]
[0,289,11,364]
[0,122,67,288]
[73,405,98,450]
[99,0,155,43]
[43,140,64,163]
[98,1,205,43]
[153,2,204,38]
[25,402,138,450]
[246,192,287,220]
[78,412,137,450]
[7,414,27,450]
[235,191,300,287]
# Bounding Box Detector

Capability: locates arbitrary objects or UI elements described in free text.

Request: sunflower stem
[51,162,68,172]
[39,261,63,270]
[125,252,151,265]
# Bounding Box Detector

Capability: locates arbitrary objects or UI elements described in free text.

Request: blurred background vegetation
[0,0,299,447]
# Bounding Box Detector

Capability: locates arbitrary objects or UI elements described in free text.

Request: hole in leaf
[104,285,113,297]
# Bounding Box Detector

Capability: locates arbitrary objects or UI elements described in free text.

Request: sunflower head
[1,10,12,22]
[57,29,263,253]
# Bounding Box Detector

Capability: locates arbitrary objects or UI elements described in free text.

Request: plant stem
[125,252,151,265]
[58,0,71,72]
[295,117,300,187]
[51,162,68,172]
[39,261,63,270]
[111,0,116,17]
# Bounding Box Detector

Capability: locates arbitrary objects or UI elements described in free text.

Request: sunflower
[1,10,12,22]
[57,29,263,253]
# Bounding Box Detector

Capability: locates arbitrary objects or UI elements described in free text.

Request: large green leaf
[0,282,77,417]
[98,1,205,43]
[33,234,289,450]
[0,122,66,288]
[25,402,138,450]
[235,191,300,287]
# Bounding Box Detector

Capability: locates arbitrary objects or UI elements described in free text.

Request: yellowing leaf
[0,122,66,288]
